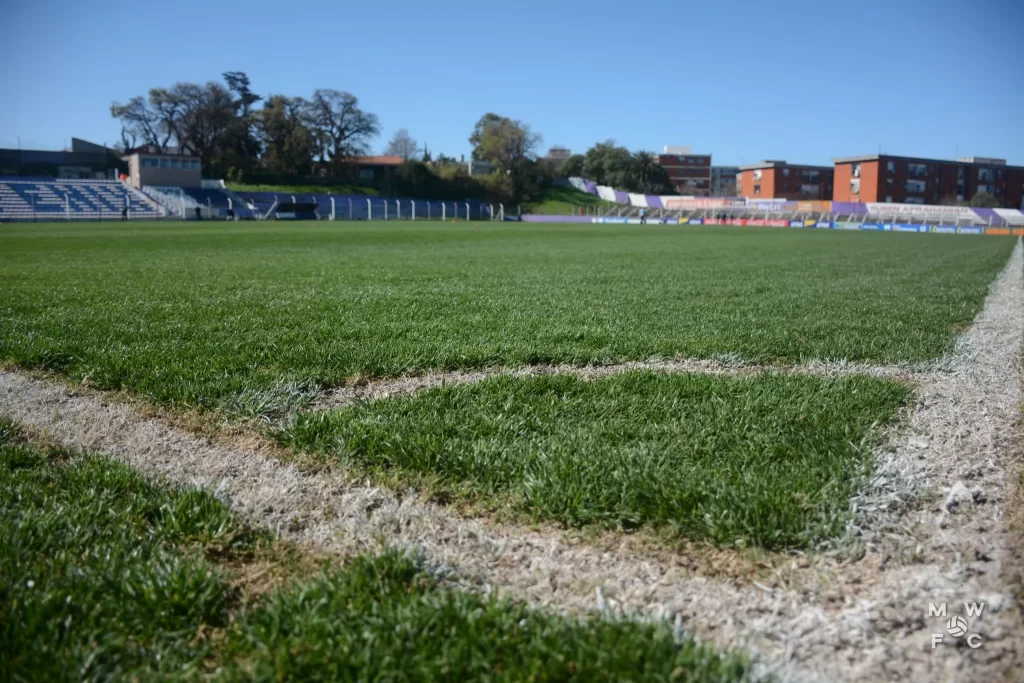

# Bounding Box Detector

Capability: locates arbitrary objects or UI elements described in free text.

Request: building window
[753,170,762,180]
[852,163,861,178]
[885,196,893,203]
[159,158,170,168]
[850,179,860,194]
[887,161,895,173]
[905,179,926,193]
[783,168,790,176]
[359,169,374,181]
[908,162,927,177]
[886,178,893,188]
[754,185,761,195]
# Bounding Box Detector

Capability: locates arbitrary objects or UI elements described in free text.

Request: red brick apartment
[655,146,711,195]
[832,154,1024,208]
[736,161,833,200]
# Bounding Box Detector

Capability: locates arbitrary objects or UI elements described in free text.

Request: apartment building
[655,145,712,196]
[832,154,1024,208]
[736,161,833,200]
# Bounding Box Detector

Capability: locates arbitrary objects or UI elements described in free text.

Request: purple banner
[971,208,1006,226]
[830,202,869,214]
[520,215,593,223]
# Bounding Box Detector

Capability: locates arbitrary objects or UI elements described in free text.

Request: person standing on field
[639,207,647,224]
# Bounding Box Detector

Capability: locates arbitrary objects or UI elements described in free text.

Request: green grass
[227,182,382,195]
[0,417,753,682]
[526,184,617,214]
[0,221,1012,408]
[276,372,912,549]
[0,417,264,680]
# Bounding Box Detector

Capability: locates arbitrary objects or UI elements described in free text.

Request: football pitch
[3,220,1021,679]
[1,221,1013,549]
[0,221,1012,406]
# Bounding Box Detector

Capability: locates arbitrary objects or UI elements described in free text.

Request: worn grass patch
[276,372,912,550]
[0,416,753,681]
[0,221,1007,408]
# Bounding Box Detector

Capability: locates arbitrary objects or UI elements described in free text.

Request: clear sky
[3,0,1022,166]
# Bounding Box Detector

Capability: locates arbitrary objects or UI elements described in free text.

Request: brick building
[736,161,833,200]
[832,154,1024,209]
[655,145,711,196]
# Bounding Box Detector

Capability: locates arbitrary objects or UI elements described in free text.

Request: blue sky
[4,0,1022,166]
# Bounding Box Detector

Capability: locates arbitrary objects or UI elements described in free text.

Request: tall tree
[305,89,380,163]
[385,129,418,160]
[110,96,166,152]
[222,71,262,164]
[469,113,541,201]
[468,113,505,161]
[558,154,585,177]
[629,151,672,194]
[582,141,631,187]
[256,95,314,175]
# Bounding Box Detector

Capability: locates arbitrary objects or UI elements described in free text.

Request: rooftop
[738,160,832,171]
[832,154,1023,169]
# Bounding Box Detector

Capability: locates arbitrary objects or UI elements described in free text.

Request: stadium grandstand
[0,179,161,220]
[552,177,1024,230]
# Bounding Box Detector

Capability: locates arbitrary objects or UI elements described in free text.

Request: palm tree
[630,151,659,193]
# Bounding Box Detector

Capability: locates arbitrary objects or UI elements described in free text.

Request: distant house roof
[351,155,404,165]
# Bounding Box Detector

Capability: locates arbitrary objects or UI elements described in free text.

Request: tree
[221,71,263,167]
[110,96,167,152]
[385,129,418,161]
[305,89,380,163]
[469,113,505,161]
[256,95,314,175]
[558,154,585,177]
[468,113,541,202]
[582,141,631,187]
[969,191,1000,208]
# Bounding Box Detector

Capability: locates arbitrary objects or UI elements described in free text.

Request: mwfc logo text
[929,602,985,649]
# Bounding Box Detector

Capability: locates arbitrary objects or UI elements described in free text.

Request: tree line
[111,72,675,202]
[556,142,675,195]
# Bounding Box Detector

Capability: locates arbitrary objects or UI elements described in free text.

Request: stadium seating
[147,186,254,219]
[0,179,162,220]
